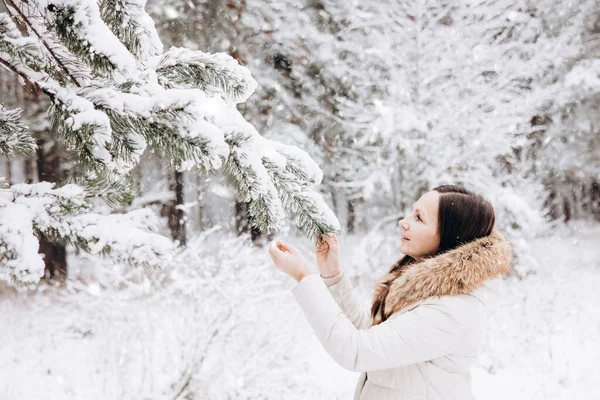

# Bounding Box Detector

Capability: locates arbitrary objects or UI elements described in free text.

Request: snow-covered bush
[0,230,339,399]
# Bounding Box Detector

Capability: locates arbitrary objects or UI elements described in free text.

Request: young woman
[268,185,513,400]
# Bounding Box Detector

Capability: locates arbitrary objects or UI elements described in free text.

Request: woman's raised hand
[268,238,311,282]
[316,234,341,278]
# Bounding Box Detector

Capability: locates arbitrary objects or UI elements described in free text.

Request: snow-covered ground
[0,220,598,399]
[472,219,600,400]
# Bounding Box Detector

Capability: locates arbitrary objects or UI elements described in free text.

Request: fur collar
[371,228,513,325]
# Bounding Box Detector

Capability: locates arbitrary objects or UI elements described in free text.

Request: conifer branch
[98,0,162,62]
[4,0,82,86]
[0,105,37,158]
[153,47,258,104]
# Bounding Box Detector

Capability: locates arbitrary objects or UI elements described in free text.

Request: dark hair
[370,184,496,323]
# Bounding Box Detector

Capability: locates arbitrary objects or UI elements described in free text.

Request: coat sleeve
[324,272,372,330]
[292,273,468,372]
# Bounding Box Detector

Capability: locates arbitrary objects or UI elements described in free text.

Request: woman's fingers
[269,240,281,258]
[278,239,294,254]
[316,236,329,253]
[271,238,300,255]
[316,234,338,257]
[269,240,292,272]
[322,234,338,249]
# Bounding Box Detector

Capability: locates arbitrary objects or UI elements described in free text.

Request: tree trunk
[563,196,571,222]
[347,199,356,233]
[24,157,35,184]
[5,159,11,184]
[196,173,205,231]
[39,238,67,280]
[165,169,187,246]
[36,135,68,280]
[235,201,261,242]
[592,180,600,220]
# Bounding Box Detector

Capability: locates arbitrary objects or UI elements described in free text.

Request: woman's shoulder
[384,290,487,342]
[414,283,496,325]
[419,292,482,311]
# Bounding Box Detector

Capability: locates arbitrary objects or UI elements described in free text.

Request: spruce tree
[0,0,339,287]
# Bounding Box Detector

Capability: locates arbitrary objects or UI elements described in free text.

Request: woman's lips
[402,237,410,241]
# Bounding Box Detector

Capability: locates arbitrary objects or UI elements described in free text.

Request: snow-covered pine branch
[152,47,257,104]
[0,104,37,157]
[0,182,174,287]
[98,0,163,62]
[0,0,340,251]
[0,12,46,74]
[41,0,139,79]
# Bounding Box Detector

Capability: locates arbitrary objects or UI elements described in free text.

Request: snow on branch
[262,153,340,241]
[0,12,45,72]
[0,200,45,287]
[38,0,138,79]
[151,47,258,104]
[223,131,286,234]
[0,105,37,158]
[220,108,339,240]
[98,0,163,62]
[82,77,231,172]
[0,182,174,287]
[49,87,116,170]
[0,12,51,83]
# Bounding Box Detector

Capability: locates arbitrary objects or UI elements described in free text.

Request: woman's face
[398,190,441,261]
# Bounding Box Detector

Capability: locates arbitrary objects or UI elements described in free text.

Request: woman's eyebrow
[412,204,426,218]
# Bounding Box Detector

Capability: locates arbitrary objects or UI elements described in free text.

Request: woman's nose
[398,219,407,230]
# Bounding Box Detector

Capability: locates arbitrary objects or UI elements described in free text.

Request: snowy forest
[0,0,599,399]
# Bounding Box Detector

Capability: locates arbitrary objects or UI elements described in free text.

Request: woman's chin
[399,242,408,255]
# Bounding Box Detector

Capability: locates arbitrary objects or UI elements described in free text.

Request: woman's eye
[416,214,422,221]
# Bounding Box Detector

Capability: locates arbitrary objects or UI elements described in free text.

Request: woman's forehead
[415,191,440,213]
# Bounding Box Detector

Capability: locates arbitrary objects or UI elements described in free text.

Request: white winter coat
[292,229,512,400]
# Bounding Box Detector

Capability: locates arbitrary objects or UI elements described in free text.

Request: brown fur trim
[371,228,513,326]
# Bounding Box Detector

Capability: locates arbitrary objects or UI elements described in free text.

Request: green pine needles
[0,0,340,287]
